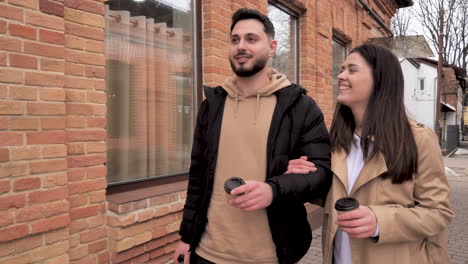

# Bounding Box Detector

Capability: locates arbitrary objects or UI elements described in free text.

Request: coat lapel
[350,151,388,195]
[331,149,348,192]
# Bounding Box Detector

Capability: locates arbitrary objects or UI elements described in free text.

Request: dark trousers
[190,252,216,264]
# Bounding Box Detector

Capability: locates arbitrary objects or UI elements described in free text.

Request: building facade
[0,0,411,263]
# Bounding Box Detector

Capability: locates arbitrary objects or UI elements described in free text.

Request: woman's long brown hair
[330,44,418,183]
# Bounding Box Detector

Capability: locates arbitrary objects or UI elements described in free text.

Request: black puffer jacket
[179,84,332,264]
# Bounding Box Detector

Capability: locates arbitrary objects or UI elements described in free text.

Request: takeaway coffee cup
[334,197,360,215]
[224,177,246,195]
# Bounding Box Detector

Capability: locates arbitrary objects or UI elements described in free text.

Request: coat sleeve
[369,128,454,244]
[266,97,332,204]
[178,100,209,244]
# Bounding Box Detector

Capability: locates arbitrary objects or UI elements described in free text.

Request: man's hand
[336,206,378,239]
[173,241,190,264]
[229,181,273,211]
[285,156,317,174]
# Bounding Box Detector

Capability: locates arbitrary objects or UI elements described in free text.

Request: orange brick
[65,90,85,102]
[43,172,67,187]
[30,158,67,174]
[11,146,41,160]
[0,149,8,162]
[84,66,104,79]
[29,186,68,204]
[8,0,38,9]
[87,215,105,228]
[44,200,69,217]
[0,193,26,210]
[107,214,136,227]
[40,88,66,101]
[0,20,5,34]
[69,204,99,220]
[66,115,86,128]
[15,205,44,222]
[67,130,105,141]
[41,117,66,130]
[14,177,41,191]
[0,117,8,130]
[13,234,43,255]
[25,10,64,31]
[0,179,9,193]
[80,226,106,243]
[0,132,23,146]
[89,190,105,203]
[65,22,103,41]
[94,79,105,90]
[0,36,22,52]
[65,62,85,77]
[40,58,65,72]
[43,144,67,158]
[27,131,65,144]
[10,117,40,130]
[64,0,104,15]
[86,142,105,154]
[27,102,66,115]
[67,142,85,155]
[64,35,84,50]
[25,72,64,87]
[10,54,38,69]
[68,154,106,168]
[31,214,70,235]
[85,39,103,53]
[0,101,24,115]
[45,228,68,244]
[86,91,105,104]
[65,8,103,28]
[9,86,38,100]
[68,194,87,208]
[0,84,6,98]
[9,23,36,40]
[0,224,29,243]
[0,211,14,226]
[0,4,23,22]
[0,68,23,83]
[88,239,106,253]
[66,103,93,115]
[66,48,104,66]
[0,51,5,67]
[69,244,87,260]
[87,117,105,128]
[68,178,106,194]
[25,41,64,59]
[87,165,106,179]
[40,29,64,45]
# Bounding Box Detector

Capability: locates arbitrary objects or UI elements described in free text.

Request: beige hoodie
[196,69,291,264]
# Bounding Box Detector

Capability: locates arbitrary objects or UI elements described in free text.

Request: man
[174,8,331,264]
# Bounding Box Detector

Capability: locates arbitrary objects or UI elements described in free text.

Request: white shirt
[333,134,380,264]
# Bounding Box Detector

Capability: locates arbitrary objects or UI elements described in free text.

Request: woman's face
[336,52,374,110]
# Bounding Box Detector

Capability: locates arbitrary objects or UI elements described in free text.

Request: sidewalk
[300,145,468,264]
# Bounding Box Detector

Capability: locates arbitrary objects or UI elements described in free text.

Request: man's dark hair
[230,8,275,39]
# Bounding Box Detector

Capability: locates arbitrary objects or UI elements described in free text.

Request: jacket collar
[332,147,388,195]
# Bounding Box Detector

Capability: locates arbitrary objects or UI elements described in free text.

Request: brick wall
[0,0,399,263]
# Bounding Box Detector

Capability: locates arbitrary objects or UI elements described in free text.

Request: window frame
[332,37,348,107]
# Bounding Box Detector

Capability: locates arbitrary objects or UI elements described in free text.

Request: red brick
[69,204,99,220]
[65,90,85,103]
[39,0,64,17]
[40,58,65,72]
[14,234,43,254]
[85,39,103,53]
[0,163,28,177]
[67,142,85,155]
[40,88,66,101]
[27,131,65,144]
[64,0,103,15]
[31,214,70,235]
[0,117,9,130]
[88,239,106,253]
[24,41,64,59]
[68,154,106,168]
[66,168,84,182]
[87,165,106,179]
[0,211,14,226]
[9,23,36,40]
[87,117,105,128]
[43,172,67,187]
[89,190,105,203]
[66,116,86,128]
[0,101,23,115]
[11,146,41,160]
[30,158,67,174]
[80,226,106,243]
[111,245,145,263]
[0,84,6,98]
[0,4,23,21]
[25,10,64,30]
[65,62,85,76]
[29,187,68,203]
[41,117,66,129]
[0,68,23,83]
[67,130,105,141]
[84,66,104,79]
[0,132,23,146]
[8,0,38,9]
[45,228,68,244]
[10,54,38,69]
[9,86,38,100]
[15,205,44,222]
[0,20,6,34]
[98,251,110,264]
[86,91,105,104]
[27,102,66,115]
[25,72,64,87]
[65,22,103,41]
[40,29,64,45]
[43,144,66,158]
[66,103,93,115]
[0,149,9,162]
[44,200,69,217]
[0,193,26,210]
[68,178,106,194]
[68,194,87,208]
[86,142,105,154]
[10,117,40,130]
[69,219,88,234]
[66,49,104,66]
[65,35,84,50]
[65,8,103,28]
[0,224,29,243]
[14,177,41,191]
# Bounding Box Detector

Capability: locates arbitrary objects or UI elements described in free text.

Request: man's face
[229,19,276,77]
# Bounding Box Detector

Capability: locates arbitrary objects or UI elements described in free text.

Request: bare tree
[412,0,468,69]
[391,7,411,37]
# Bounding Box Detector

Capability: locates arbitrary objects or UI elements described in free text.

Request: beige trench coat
[322,122,454,264]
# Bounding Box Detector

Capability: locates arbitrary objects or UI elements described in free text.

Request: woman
[287,44,454,264]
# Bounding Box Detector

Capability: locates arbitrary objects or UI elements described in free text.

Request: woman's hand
[285,156,317,174]
[336,206,378,239]
[173,241,190,264]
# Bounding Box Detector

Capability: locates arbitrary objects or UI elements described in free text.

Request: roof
[416,58,467,78]
[395,0,414,8]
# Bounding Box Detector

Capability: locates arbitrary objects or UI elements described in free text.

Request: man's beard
[229,53,269,77]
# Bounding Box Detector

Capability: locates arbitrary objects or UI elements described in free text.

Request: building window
[332,38,347,106]
[419,78,425,91]
[104,0,197,185]
[268,2,299,83]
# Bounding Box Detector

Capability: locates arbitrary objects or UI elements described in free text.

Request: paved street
[300,144,468,264]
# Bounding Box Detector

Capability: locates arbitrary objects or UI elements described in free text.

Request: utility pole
[435,7,444,142]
